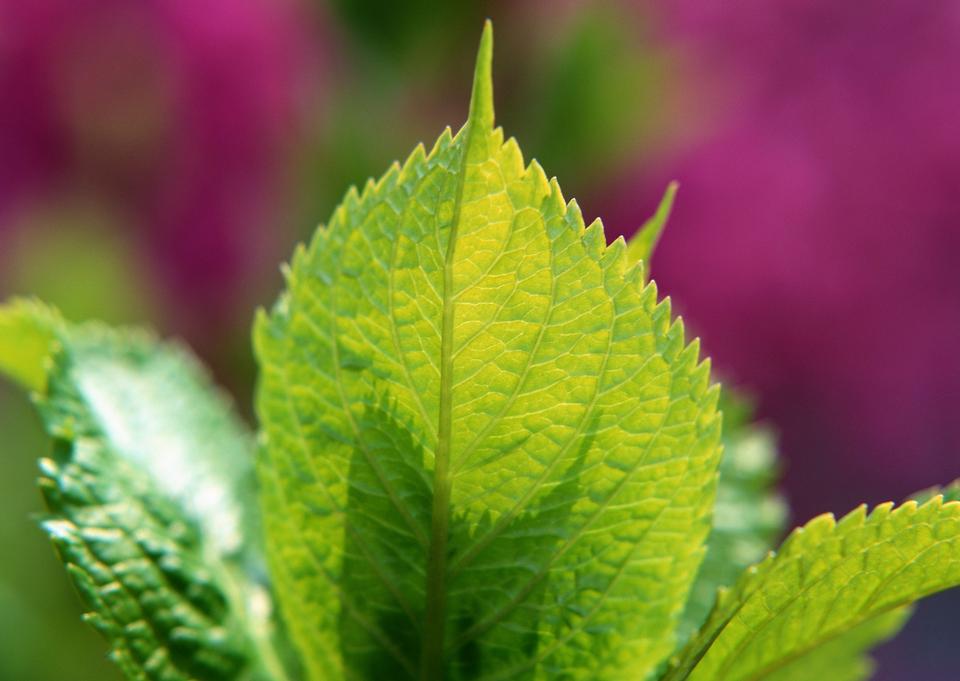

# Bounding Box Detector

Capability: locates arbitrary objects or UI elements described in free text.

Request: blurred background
[0,1,957,679]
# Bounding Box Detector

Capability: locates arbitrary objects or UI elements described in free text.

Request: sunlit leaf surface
[255,23,721,681]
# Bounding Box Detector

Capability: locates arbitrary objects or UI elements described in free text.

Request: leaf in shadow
[340,399,431,679]
[445,416,595,680]
[338,400,592,681]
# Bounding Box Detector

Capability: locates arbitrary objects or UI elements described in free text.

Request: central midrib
[420,120,479,681]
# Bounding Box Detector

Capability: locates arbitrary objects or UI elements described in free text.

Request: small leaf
[0,298,60,392]
[256,22,721,681]
[0,300,288,681]
[626,181,678,270]
[664,497,960,681]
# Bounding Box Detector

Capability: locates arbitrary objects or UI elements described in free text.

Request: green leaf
[0,298,60,392]
[663,497,960,681]
[675,393,786,646]
[0,300,288,681]
[625,181,677,271]
[255,21,721,681]
[752,608,910,681]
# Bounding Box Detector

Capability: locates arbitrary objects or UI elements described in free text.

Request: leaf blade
[676,393,787,646]
[665,498,960,681]
[0,300,284,681]
[256,22,721,681]
[756,607,910,681]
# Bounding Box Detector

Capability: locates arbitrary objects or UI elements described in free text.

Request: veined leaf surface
[255,22,721,681]
[664,497,960,681]
[675,393,786,645]
[754,608,910,681]
[0,300,285,681]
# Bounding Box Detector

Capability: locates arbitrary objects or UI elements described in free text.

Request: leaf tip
[627,180,679,268]
[469,19,495,132]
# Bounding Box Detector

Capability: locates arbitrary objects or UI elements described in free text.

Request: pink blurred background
[0,1,957,679]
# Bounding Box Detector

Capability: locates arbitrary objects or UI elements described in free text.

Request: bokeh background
[1,1,957,679]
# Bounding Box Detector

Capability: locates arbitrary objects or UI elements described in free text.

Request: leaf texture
[675,394,786,646]
[255,22,721,681]
[0,300,284,681]
[755,607,910,681]
[664,497,960,681]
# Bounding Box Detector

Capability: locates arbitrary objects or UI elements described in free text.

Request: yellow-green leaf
[626,181,678,272]
[665,498,960,681]
[675,392,786,646]
[255,21,721,681]
[0,298,60,392]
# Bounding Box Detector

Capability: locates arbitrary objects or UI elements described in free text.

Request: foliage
[1,22,958,681]
[0,300,289,681]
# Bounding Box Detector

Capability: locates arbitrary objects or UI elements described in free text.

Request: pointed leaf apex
[627,181,679,269]
[468,20,495,131]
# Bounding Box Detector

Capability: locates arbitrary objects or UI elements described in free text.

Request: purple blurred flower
[604,0,960,519]
[0,0,317,343]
